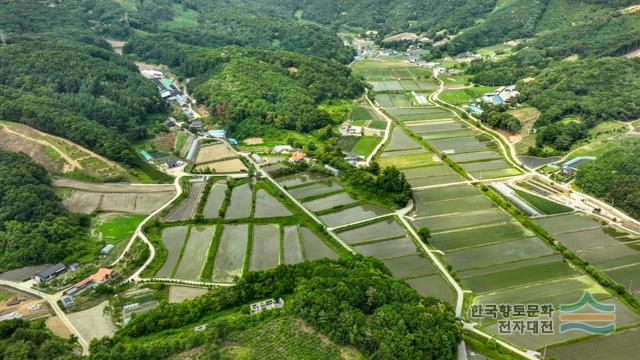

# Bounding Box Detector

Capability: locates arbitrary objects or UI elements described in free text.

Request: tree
[418,227,431,242]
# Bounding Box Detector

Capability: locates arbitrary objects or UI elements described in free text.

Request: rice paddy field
[288,181,343,199]
[302,192,357,212]
[277,173,329,188]
[282,225,303,265]
[173,225,215,280]
[320,204,390,228]
[250,224,281,271]
[156,226,189,278]
[375,93,412,107]
[164,181,205,221]
[254,190,292,218]
[212,224,249,282]
[225,183,253,219]
[202,181,227,218]
[547,327,640,360]
[300,227,338,260]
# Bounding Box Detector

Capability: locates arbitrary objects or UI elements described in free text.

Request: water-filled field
[406,275,455,304]
[444,236,553,270]
[415,194,494,217]
[407,121,461,133]
[277,173,328,187]
[320,204,389,227]
[254,189,292,218]
[382,255,437,279]
[282,225,303,265]
[414,208,509,232]
[303,192,357,212]
[250,224,281,271]
[289,181,343,199]
[300,227,338,260]
[174,225,215,280]
[225,183,253,219]
[352,236,416,259]
[212,224,249,282]
[533,213,603,234]
[156,226,189,278]
[449,151,503,163]
[336,218,405,244]
[202,182,226,218]
[430,222,531,251]
[384,127,423,151]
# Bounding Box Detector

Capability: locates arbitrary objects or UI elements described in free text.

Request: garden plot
[303,192,357,212]
[415,194,494,217]
[413,184,478,203]
[378,153,437,169]
[156,226,189,278]
[413,208,511,233]
[250,224,281,271]
[225,183,252,219]
[375,93,411,107]
[282,226,303,265]
[174,225,215,280]
[460,159,511,173]
[379,148,427,157]
[369,80,403,91]
[350,106,374,121]
[194,142,237,165]
[485,297,639,350]
[289,181,343,199]
[320,204,390,228]
[533,213,602,234]
[469,167,521,179]
[547,327,640,360]
[382,255,437,279]
[165,181,205,221]
[430,222,531,251]
[212,224,249,282]
[400,79,437,91]
[407,121,461,133]
[336,218,406,244]
[459,255,577,294]
[444,236,553,270]
[449,151,503,163]
[384,127,422,151]
[202,182,227,218]
[406,275,455,304]
[300,227,338,260]
[277,173,328,188]
[352,236,417,259]
[254,189,291,218]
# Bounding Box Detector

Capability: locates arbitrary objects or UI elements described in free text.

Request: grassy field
[350,106,374,121]
[368,120,387,129]
[351,136,382,156]
[439,86,493,106]
[92,214,146,244]
[378,153,436,169]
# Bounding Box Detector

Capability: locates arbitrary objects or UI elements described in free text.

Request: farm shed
[33,263,66,282]
[100,244,115,256]
[207,129,226,138]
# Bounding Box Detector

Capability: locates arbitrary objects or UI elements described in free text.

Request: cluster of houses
[481,86,520,106]
[272,145,307,163]
[141,70,190,107]
[61,268,115,308]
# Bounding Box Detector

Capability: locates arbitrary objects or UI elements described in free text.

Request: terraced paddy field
[407,121,462,133]
[336,218,405,244]
[605,263,640,299]
[300,227,338,260]
[202,182,226,218]
[414,208,510,232]
[448,151,503,163]
[156,226,189,278]
[282,225,303,265]
[302,192,358,212]
[165,181,205,221]
[387,107,452,122]
[173,225,215,280]
[288,181,343,199]
[384,127,423,151]
[277,173,328,188]
[547,327,640,360]
[375,93,412,107]
[399,79,437,91]
[225,183,252,219]
[212,224,249,282]
[430,222,531,251]
[250,224,281,271]
[320,204,390,228]
[415,194,494,217]
[352,236,417,259]
[382,255,437,279]
[378,153,438,169]
[421,129,478,140]
[379,148,427,157]
[254,189,292,218]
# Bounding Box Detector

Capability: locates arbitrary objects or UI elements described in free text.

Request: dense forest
[0,151,89,271]
[93,257,461,359]
[125,34,365,138]
[575,139,640,219]
[0,319,77,359]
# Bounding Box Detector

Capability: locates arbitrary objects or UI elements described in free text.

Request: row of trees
[0,151,89,271]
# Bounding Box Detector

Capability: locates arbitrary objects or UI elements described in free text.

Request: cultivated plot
[547,328,640,360]
[375,93,412,107]
[533,213,602,235]
[303,192,357,212]
[430,222,531,251]
[384,127,423,151]
[352,236,417,259]
[387,107,452,122]
[378,153,438,169]
[300,227,338,260]
[407,121,462,133]
[282,225,303,265]
[414,208,509,232]
[250,224,281,271]
[415,194,494,217]
[202,182,227,218]
[254,189,292,218]
[406,275,455,304]
[174,225,215,280]
[277,173,328,188]
[336,218,406,244]
[212,224,249,282]
[413,184,478,203]
[422,129,479,140]
[225,183,252,219]
[449,151,503,163]
[320,204,390,228]
[156,226,189,278]
[379,148,427,157]
[444,236,553,270]
[382,255,437,279]
[165,181,205,221]
[289,181,343,199]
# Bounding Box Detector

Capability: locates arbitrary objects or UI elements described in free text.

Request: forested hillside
[0,151,89,271]
[125,34,365,138]
[576,139,640,218]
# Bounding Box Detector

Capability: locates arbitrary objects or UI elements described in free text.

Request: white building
[250,298,285,315]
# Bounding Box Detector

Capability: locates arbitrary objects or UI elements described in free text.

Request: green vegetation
[512,189,572,215]
[0,150,89,271]
[92,214,146,244]
[351,136,382,156]
[575,139,640,218]
[439,86,493,106]
[0,319,78,359]
[479,108,522,132]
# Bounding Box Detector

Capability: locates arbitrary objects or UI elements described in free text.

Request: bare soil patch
[168,286,208,303]
[46,316,72,338]
[194,158,247,173]
[243,137,264,145]
[67,301,115,341]
[195,143,237,165]
[154,132,177,152]
[105,39,127,55]
[0,127,66,173]
[625,48,640,58]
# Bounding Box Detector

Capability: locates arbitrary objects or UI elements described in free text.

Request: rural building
[340,123,363,136]
[289,151,306,163]
[68,263,80,271]
[33,263,66,282]
[100,244,115,256]
[561,156,596,176]
[190,120,203,129]
[207,129,226,138]
[164,158,180,169]
[186,139,200,161]
[324,164,340,176]
[140,150,154,162]
[141,70,163,79]
[436,66,448,73]
[72,268,114,292]
[492,183,540,217]
[496,86,520,103]
[60,295,76,309]
[251,153,263,163]
[468,106,484,115]
[250,298,284,315]
[273,145,294,154]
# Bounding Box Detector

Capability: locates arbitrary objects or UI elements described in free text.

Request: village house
[250,298,285,315]
[273,145,294,154]
[33,263,66,282]
[289,151,306,163]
